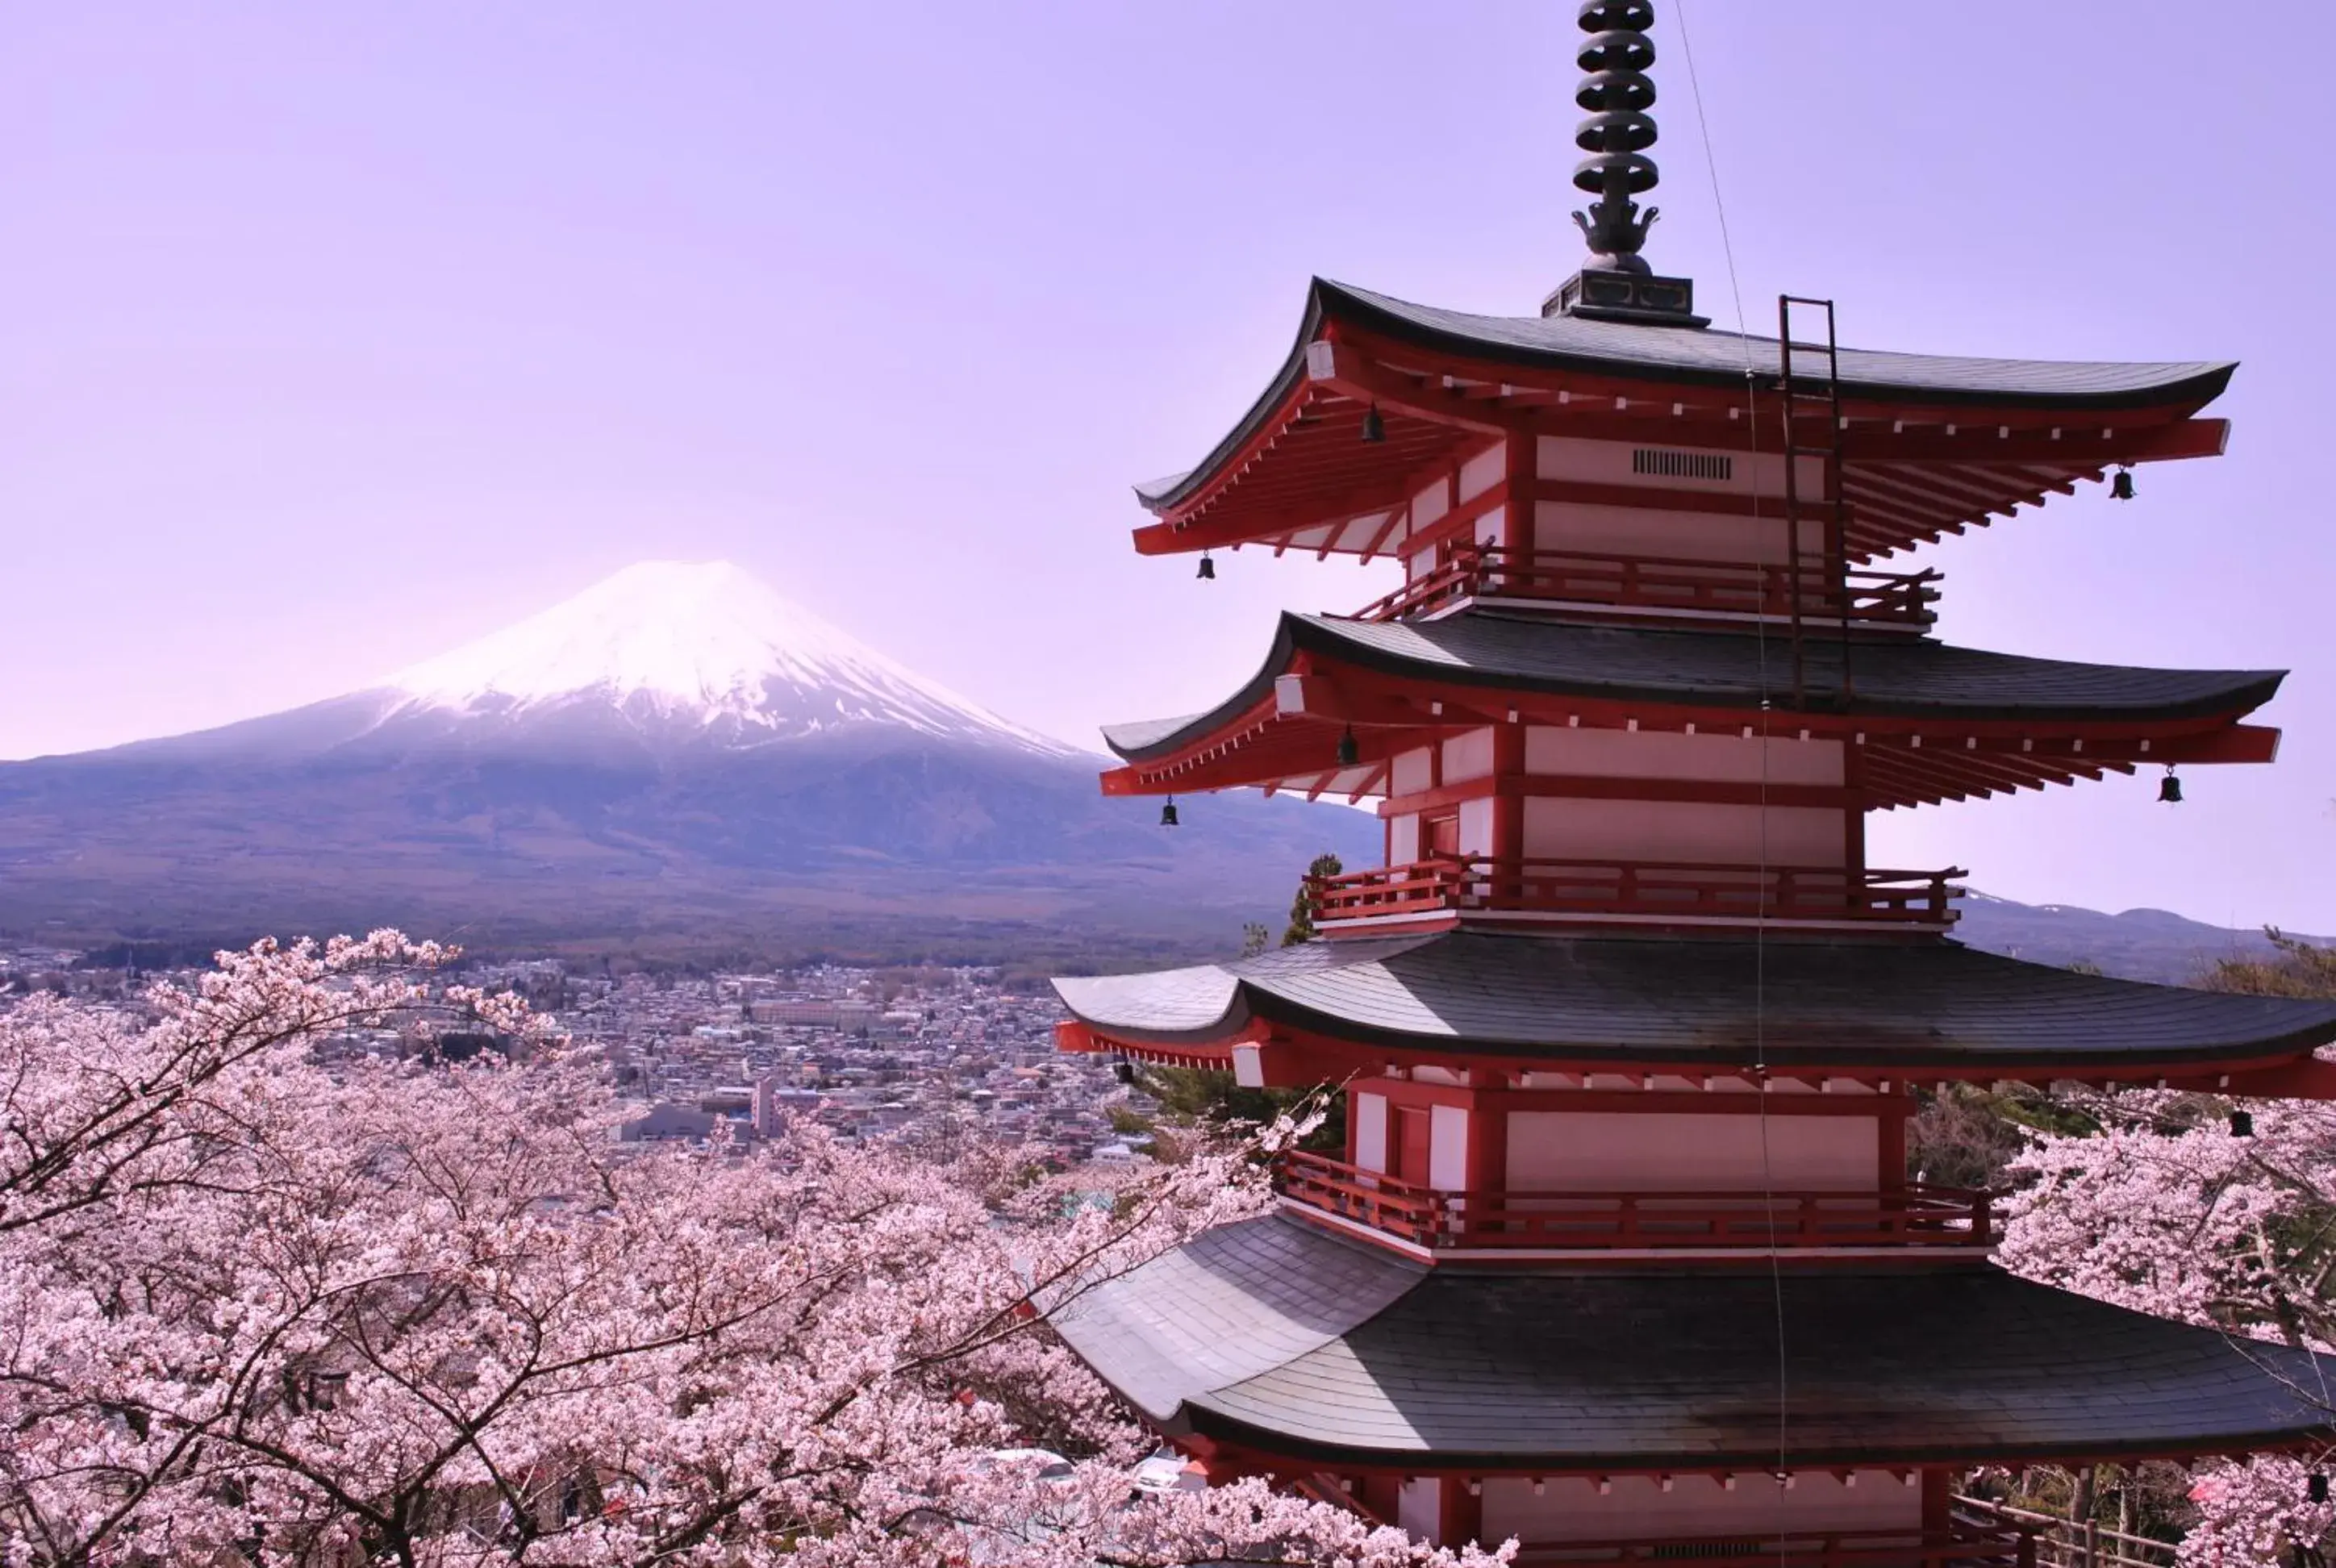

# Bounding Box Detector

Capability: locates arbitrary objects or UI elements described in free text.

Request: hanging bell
[1197,553,1216,581]
[1337,727,1360,767]
[1361,405,1386,444]
[2230,1108,2255,1138]
[2111,467,2136,501]
[2309,1472,2328,1505]
[2158,766,2182,804]
[1159,796,1179,828]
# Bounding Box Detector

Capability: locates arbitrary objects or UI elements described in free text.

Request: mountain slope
[0,562,1374,959]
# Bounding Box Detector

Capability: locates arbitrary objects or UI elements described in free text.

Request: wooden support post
[1491,723,1525,875]
[1505,432,1537,557]
[1440,1474,1483,1550]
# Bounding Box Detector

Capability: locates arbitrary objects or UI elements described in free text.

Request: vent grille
[1649,1544,1765,1561]
[1633,448,1734,482]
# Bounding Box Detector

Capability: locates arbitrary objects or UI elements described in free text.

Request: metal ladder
[1776,294,1852,707]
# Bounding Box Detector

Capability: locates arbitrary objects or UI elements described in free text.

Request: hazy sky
[6,2,2335,931]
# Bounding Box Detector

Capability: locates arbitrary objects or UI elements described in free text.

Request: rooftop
[1054,1213,2336,1470]
[1053,929,2336,1077]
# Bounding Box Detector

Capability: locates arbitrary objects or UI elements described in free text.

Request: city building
[1046,2,2336,1557]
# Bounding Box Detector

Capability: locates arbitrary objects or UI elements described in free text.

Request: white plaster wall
[1441,728,1495,782]
[1388,813,1421,864]
[1523,727,1844,786]
[1519,797,1846,866]
[1481,1471,1917,1543]
[1475,501,1508,550]
[1352,1093,1388,1174]
[1458,442,1508,503]
[1391,745,1437,795]
[1531,502,1818,565]
[1414,475,1452,529]
[1430,1105,1470,1191]
[1457,797,1495,856]
[1535,436,1823,494]
[1505,1111,1878,1192]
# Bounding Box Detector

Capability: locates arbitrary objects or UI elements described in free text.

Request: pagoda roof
[1052,929,2336,1075]
[1097,611,2282,807]
[1104,613,2281,764]
[1054,1213,2334,1470]
[1133,280,2235,561]
[1137,281,2234,514]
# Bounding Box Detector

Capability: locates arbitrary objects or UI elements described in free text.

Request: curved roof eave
[1054,1216,2336,1471]
[1316,279,2240,412]
[1133,278,2238,515]
[1099,612,2287,765]
[1053,932,2336,1069]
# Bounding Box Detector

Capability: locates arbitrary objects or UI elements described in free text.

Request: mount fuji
[0,563,1374,961]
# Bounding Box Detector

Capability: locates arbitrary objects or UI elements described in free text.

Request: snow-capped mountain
[0,562,1376,957]
[379,561,1079,757]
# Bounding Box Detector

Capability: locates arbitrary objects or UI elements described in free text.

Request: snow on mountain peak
[385,561,1078,755]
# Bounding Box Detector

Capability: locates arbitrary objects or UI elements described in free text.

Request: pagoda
[1045,2,2336,1561]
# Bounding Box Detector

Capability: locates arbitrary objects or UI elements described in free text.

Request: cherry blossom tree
[1999,1090,2336,1568]
[1,934,1512,1568]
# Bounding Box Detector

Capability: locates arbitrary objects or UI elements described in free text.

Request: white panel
[1398,1476,1442,1544]
[1389,813,1421,864]
[1457,797,1495,855]
[1230,1045,1263,1088]
[1441,728,1495,782]
[1533,499,1800,564]
[1412,477,1450,529]
[1429,1104,1469,1191]
[1353,1093,1389,1174]
[1535,435,1822,496]
[1483,1472,1917,1544]
[1474,501,1507,549]
[1458,441,1507,503]
[1523,726,1845,786]
[1391,746,1437,795]
[1505,1111,1877,1193]
[1519,797,1846,866]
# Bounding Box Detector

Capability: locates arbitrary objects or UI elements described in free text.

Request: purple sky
[6,2,2334,931]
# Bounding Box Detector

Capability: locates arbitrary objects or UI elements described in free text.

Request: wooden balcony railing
[1516,1527,2032,1568]
[1307,857,1964,929]
[1277,1149,1997,1252]
[1952,1498,2171,1568]
[1351,544,1941,629]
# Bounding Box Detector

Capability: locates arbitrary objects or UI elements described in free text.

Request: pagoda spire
[1545,0,1707,325]
[1570,0,1662,272]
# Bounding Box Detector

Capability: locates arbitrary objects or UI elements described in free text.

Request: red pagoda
[1049,3,2336,1562]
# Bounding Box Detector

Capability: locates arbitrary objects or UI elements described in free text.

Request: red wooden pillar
[1921,1468,1950,1538]
[1440,1475,1483,1550]
[1464,1085,1508,1225]
[1504,432,1537,557]
[1491,725,1525,873]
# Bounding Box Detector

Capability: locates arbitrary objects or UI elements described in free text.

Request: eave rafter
[1061,1017,2336,1101]
[1134,321,2231,564]
[1098,656,2280,807]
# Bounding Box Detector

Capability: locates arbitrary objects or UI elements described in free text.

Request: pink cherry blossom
[2000,1088,2336,1568]
[1,934,1514,1568]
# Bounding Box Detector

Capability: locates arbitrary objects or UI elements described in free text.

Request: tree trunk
[2072,1467,2098,1568]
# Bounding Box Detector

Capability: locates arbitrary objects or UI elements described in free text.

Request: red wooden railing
[1277,1149,1997,1252]
[1515,1527,2031,1568]
[1307,857,1963,928]
[1351,544,1941,628]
